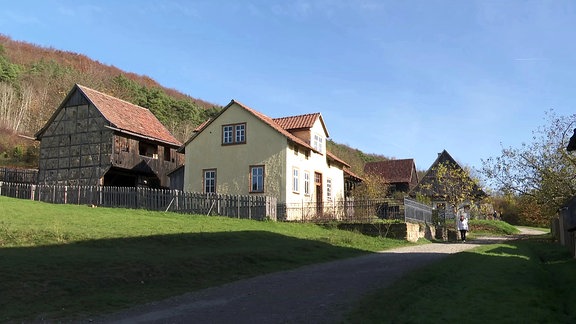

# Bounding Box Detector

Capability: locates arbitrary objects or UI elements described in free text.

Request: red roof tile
[184,99,351,169]
[229,100,319,153]
[364,159,416,183]
[77,85,181,146]
[273,113,320,130]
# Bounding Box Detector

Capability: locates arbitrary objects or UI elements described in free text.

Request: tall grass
[0,196,410,321]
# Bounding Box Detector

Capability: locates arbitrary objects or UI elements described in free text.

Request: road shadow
[0,230,370,322]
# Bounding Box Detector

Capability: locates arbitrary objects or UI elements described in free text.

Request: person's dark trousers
[460,230,467,241]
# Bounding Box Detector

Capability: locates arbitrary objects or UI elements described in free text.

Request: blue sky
[1,0,575,173]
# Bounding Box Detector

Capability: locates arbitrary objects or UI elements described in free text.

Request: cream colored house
[180,100,352,220]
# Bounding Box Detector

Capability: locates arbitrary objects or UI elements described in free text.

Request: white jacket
[457,217,469,231]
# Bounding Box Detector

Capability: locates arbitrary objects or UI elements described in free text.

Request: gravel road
[92,227,544,324]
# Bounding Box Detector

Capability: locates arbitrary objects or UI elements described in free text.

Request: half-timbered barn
[34,84,183,188]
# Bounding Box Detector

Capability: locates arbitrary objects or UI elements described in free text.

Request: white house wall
[183,103,287,198]
[183,102,346,220]
[284,118,345,206]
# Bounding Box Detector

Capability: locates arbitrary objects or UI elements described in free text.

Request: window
[223,123,246,145]
[203,169,216,193]
[304,171,310,195]
[223,125,233,144]
[250,165,264,192]
[326,178,332,200]
[313,133,324,153]
[138,141,158,158]
[235,124,245,143]
[292,168,299,193]
[163,146,171,161]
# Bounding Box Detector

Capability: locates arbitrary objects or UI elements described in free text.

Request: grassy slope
[0,196,411,321]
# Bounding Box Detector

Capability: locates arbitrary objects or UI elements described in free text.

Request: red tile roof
[364,159,416,183]
[77,85,181,146]
[228,100,319,153]
[273,113,329,137]
[273,113,320,130]
[327,151,351,168]
[185,100,349,168]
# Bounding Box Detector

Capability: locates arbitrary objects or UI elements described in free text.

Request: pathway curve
[92,227,545,324]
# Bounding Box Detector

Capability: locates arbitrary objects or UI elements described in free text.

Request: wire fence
[278,197,431,223]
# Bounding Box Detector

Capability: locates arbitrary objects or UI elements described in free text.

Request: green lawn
[3,196,572,322]
[345,234,576,323]
[0,196,411,321]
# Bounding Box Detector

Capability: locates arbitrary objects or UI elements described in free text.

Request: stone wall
[335,222,436,242]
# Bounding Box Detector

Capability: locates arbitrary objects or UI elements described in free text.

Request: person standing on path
[457,213,469,242]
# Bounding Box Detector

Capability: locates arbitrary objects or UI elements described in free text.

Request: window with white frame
[222,123,246,144]
[203,169,216,193]
[235,123,245,143]
[326,178,332,200]
[304,171,310,195]
[313,133,324,153]
[250,165,264,193]
[292,168,299,193]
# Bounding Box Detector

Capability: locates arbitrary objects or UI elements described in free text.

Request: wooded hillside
[0,34,388,173]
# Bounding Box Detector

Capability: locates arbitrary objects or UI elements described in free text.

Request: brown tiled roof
[182,99,351,168]
[343,168,363,182]
[77,85,181,146]
[273,113,319,130]
[364,159,416,183]
[229,100,318,153]
[193,118,211,132]
[273,113,329,137]
[326,151,350,168]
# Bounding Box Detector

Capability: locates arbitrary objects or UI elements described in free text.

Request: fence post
[30,184,36,201]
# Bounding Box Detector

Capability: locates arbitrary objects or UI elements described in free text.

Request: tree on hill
[481,109,576,225]
[0,34,400,172]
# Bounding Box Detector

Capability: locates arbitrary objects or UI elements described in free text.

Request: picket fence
[0,180,432,224]
[0,181,277,221]
[0,167,38,184]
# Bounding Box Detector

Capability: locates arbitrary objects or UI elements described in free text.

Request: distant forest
[0,34,388,174]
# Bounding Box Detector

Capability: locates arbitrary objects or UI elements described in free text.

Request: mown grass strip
[345,235,576,323]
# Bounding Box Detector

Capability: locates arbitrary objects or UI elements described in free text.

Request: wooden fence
[0,181,277,221]
[0,181,432,224]
[0,167,38,184]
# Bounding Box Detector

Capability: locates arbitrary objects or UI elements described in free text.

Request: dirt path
[92,227,545,324]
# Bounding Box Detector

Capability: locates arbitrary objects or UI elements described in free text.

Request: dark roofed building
[411,149,485,200]
[35,84,183,188]
[364,159,419,193]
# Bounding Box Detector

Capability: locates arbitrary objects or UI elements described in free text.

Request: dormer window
[223,123,246,145]
[313,133,324,153]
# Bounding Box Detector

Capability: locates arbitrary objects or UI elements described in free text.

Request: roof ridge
[76,84,151,111]
[273,112,321,120]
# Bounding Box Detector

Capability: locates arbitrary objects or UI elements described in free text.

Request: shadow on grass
[0,230,369,322]
[346,237,576,324]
